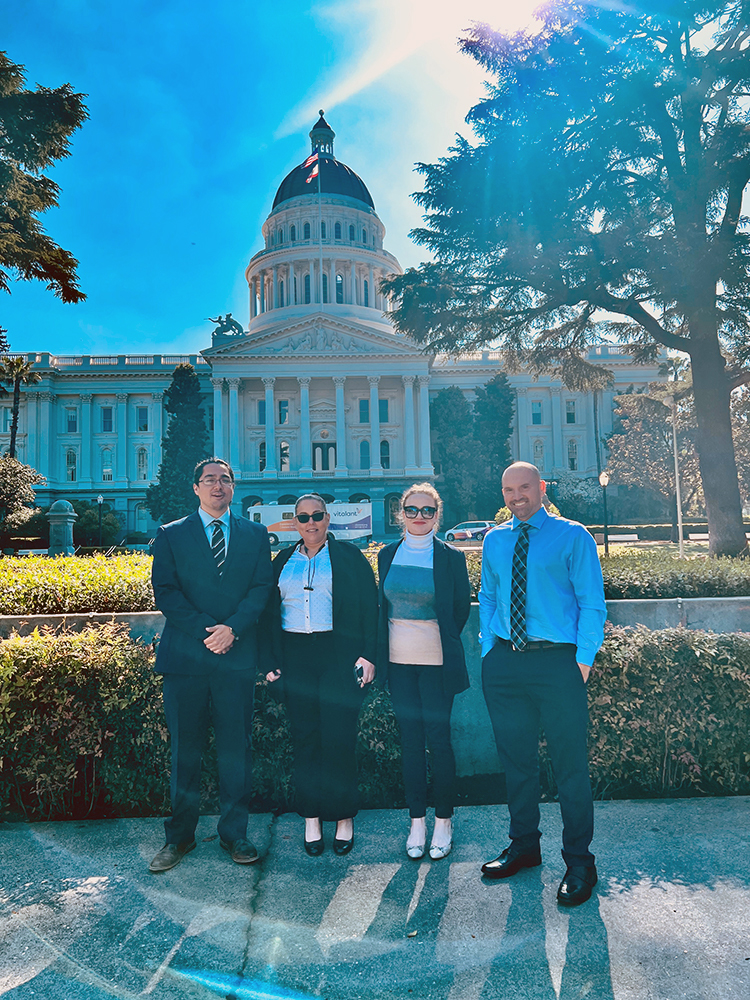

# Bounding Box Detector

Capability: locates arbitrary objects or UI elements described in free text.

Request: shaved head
[502,462,546,521]
[502,462,541,485]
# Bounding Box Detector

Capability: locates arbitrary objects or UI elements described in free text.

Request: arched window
[380,440,390,470]
[362,228,367,243]
[334,221,342,240]
[259,442,266,473]
[279,440,290,472]
[293,275,298,304]
[349,224,355,241]
[101,448,113,482]
[533,440,544,472]
[363,279,369,307]
[277,228,283,244]
[372,233,376,246]
[290,224,296,242]
[66,449,77,482]
[321,221,326,240]
[359,439,370,470]
[567,439,578,471]
[336,273,344,304]
[322,273,328,303]
[137,447,148,480]
[279,280,285,307]
[303,221,311,240]
[304,273,311,304]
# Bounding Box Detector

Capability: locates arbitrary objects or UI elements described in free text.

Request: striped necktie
[210,519,226,575]
[509,522,530,649]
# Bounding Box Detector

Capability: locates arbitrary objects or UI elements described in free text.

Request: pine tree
[473,373,514,517]
[146,364,210,524]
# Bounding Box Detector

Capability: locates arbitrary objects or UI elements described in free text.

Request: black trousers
[389,662,456,819]
[481,641,595,867]
[161,671,255,845]
[282,631,364,822]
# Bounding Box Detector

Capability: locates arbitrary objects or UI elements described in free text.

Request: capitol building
[4,114,661,537]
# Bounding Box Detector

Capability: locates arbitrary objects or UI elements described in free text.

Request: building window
[380,439,390,469]
[279,440,290,472]
[359,439,370,470]
[101,406,113,432]
[362,228,367,243]
[303,222,311,240]
[2,407,11,433]
[258,399,266,425]
[335,273,344,304]
[321,221,326,240]
[277,228,283,244]
[349,224,355,241]
[335,221,342,240]
[293,275,298,304]
[66,449,77,482]
[533,439,544,471]
[364,279,369,307]
[278,399,289,425]
[359,399,369,423]
[279,280,285,307]
[322,273,328,303]
[566,399,576,424]
[136,406,148,432]
[137,447,148,480]
[65,407,77,433]
[290,224,296,241]
[531,401,542,425]
[568,439,578,471]
[372,233,376,246]
[101,448,113,482]
[304,273,311,304]
[379,398,389,424]
[259,442,266,472]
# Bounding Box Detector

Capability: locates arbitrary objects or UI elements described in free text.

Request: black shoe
[220,838,259,864]
[332,835,354,856]
[304,837,325,857]
[557,865,598,906]
[481,846,542,879]
[149,840,196,873]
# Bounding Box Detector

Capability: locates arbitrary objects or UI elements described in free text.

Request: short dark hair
[193,457,234,485]
[294,492,327,514]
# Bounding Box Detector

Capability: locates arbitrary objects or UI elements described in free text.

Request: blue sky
[2,0,539,356]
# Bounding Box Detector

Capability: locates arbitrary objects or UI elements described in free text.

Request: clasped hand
[204,623,235,654]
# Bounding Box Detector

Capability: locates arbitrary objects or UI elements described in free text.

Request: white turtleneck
[384,528,443,665]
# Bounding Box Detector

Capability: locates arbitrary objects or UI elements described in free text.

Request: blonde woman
[377,484,471,859]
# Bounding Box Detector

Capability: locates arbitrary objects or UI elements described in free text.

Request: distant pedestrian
[378,484,471,861]
[479,462,606,905]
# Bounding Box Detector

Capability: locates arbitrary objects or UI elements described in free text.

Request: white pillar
[515,388,529,462]
[80,393,92,485]
[26,391,39,470]
[298,376,313,476]
[250,277,257,318]
[551,389,563,472]
[402,375,418,473]
[211,378,224,457]
[228,378,240,473]
[350,262,357,305]
[259,271,266,312]
[39,392,53,481]
[418,375,433,471]
[329,259,335,305]
[334,376,348,476]
[368,265,374,308]
[272,266,278,310]
[152,392,163,472]
[263,377,277,476]
[368,375,383,476]
[116,394,128,482]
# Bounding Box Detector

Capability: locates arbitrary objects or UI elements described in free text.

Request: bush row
[1,623,749,821]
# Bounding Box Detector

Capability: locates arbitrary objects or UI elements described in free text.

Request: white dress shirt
[278,542,333,633]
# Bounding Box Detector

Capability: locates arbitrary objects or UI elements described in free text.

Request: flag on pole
[305,162,319,183]
[303,152,318,168]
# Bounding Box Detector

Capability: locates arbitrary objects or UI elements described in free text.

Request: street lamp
[97,494,104,549]
[598,470,610,556]
[663,395,685,558]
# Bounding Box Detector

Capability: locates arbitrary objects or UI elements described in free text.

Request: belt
[496,638,572,653]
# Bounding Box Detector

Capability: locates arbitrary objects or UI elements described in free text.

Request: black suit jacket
[377,536,471,697]
[152,510,273,675]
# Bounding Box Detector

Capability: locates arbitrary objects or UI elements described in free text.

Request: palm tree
[0,356,41,458]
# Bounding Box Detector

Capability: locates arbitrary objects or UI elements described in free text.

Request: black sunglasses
[403,505,437,519]
[296,510,327,523]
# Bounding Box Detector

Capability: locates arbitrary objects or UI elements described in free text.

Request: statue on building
[208,313,244,337]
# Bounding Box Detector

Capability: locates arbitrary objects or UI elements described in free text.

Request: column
[334,376,348,476]
[350,262,357,305]
[298,376,313,476]
[39,392,53,481]
[211,378,224,457]
[152,392,163,471]
[368,265,374,308]
[515,388,529,462]
[272,266,278,309]
[80,394,92,485]
[26,391,39,470]
[551,389,563,472]
[228,378,240,473]
[259,271,266,312]
[250,277,257,318]
[586,391,597,473]
[116,393,128,482]
[263,377,277,476]
[418,375,433,472]
[402,375,418,473]
[368,375,382,476]
[329,259,335,305]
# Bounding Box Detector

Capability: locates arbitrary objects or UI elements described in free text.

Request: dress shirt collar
[510,505,548,532]
[198,506,231,529]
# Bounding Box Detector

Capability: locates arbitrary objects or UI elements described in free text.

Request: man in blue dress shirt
[479,462,606,905]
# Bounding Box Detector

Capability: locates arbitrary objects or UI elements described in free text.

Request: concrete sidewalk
[1,799,749,1000]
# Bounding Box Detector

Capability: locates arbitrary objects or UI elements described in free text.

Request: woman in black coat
[265,494,378,856]
[377,483,471,860]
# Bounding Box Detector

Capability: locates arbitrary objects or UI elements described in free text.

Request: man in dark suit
[149,458,273,872]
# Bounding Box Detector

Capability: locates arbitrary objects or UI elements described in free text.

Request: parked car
[444,520,495,542]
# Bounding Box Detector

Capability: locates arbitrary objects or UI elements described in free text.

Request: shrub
[600,548,750,599]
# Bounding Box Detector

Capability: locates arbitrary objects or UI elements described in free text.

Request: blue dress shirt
[198,506,231,551]
[478,507,606,665]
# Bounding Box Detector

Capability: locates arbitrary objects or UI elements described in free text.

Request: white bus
[246,503,372,546]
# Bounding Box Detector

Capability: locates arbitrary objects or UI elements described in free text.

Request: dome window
[362,228,367,243]
[364,279,369,307]
[304,273,311,304]
[335,222,342,240]
[278,228,283,244]
[322,273,329,304]
[279,280,285,307]
[349,224,355,241]
[304,222,311,240]
[290,224,296,241]
[336,274,344,304]
[321,221,327,240]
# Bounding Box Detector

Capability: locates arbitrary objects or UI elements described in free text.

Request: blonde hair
[398,482,444,531]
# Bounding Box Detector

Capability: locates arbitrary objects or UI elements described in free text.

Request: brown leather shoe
[557,865,598,906]
[481,846,542,879]
[220,838,259,864]
[149,840,196,873]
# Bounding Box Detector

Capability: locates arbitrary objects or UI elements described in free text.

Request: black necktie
[510,522,530,649]
[210,520,226,575]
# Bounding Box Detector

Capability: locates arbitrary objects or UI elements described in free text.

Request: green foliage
[0,455,43,543]
[472,373,515,516]
[70,500,121,547]
[146,364,210,524]
[601,549,750,599]
[0,356,41,458]
[0,52,88,303]
[0,553,154,614]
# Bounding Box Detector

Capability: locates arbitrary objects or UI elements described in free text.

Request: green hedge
[599,549,750,599]
[1,623,749,821]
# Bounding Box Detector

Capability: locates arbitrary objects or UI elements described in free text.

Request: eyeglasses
[199,476,233,486]
[296,510,327,524]
[403,505,437,519]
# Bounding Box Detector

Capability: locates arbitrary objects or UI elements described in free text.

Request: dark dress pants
[162,671,255,845]
[282,631,364,822]
[481,642,595,866]
[388,662,456,819]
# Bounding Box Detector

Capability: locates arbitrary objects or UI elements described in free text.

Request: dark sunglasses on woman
[296,511,327,523]
[403,505,437,519]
